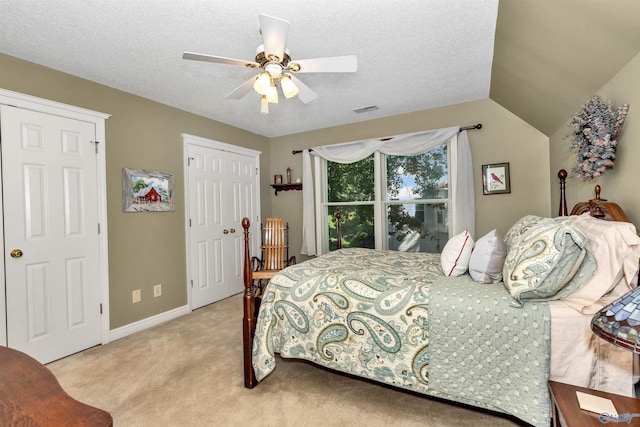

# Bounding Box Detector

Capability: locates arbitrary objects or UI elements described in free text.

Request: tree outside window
[327,156,375,250]
[325,144,449,253]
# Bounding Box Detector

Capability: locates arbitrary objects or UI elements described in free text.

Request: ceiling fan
[182,14,357,114]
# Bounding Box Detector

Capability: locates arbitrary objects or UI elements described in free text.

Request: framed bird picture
[482,162,511,195]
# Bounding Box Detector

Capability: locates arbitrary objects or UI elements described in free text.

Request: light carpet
[48,294,523,426]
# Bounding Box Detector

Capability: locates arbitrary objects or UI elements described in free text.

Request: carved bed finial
[594,184,603,201]
[588,185,607,218]
[558,169,568,216]
[558,169,568,180]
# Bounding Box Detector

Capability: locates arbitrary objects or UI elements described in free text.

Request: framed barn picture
[122,168,175,212]
[482,163,511,195]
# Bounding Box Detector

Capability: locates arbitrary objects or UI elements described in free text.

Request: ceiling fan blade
[225,77,258,100]
[259,14,289,61]
[183,52,259,68]
[290,55,357,73]
[288,75,318,104]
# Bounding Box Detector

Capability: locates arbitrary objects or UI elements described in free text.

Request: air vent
[352,105,379,114]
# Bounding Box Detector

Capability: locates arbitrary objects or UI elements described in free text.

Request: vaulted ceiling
[491,0,640,136]
[1,1,639,138]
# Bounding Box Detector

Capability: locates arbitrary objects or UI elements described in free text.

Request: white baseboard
[108,304,191,342]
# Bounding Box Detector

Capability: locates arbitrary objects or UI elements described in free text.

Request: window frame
[314,137,455,254]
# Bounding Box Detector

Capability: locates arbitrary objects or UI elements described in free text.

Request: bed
[240,169,640,427]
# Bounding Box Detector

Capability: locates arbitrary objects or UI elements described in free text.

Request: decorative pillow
[503,215,544,251]
[503,217,594,304]
[468,229,507,283]
[441,230,474,277]
[560,213,640,313]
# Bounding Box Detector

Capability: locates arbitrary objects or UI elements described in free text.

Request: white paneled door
[185,136,260,310]
[1,105,103,363]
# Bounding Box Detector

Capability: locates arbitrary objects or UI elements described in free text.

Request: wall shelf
[271,183,302,196]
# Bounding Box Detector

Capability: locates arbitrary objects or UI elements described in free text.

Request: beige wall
[269,98,551,262]
[549,51,640,227]
[0,53,271,329]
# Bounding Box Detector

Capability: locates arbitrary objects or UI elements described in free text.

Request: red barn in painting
[135,185,162,203]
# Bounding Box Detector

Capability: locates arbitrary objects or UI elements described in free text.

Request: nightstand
[548,380,640,426]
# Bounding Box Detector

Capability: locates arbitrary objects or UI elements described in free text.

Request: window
[317,141,452,253]
[326,156,375,251]
[385,146,449,252]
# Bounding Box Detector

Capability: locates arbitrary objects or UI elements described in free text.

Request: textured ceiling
[2,1,639,139]
[0,0,498,138]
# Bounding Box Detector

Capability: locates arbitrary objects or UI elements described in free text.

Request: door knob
[223,229,229,234]
[10,249,23,258]
[230,228,236,233]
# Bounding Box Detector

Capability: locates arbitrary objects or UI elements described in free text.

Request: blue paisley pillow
[503,217,595,304]
[503,215,544,251]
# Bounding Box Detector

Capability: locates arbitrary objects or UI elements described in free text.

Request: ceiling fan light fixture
[253,72,271,96]
[183,14,357,115]
[280,74,299,99]
[264,62,283,79]
[260,95,269,115]
[266,82,278,104]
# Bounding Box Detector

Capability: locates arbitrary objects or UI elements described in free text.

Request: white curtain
[300,149,316,255]
[300,127,475,255]
[450,130,475,237]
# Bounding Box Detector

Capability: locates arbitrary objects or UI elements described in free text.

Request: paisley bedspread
[252,248,551,427]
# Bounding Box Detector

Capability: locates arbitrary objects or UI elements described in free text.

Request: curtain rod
[292,123,482,155]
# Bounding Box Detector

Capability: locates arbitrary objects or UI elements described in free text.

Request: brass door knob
[10,249,23,258]
[230,228,236,233]
[223,229,229,234]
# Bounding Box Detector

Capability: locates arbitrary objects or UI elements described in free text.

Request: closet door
[1,105,102,363]
[186,140,259,309]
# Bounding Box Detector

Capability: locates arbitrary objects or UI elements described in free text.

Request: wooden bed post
[558,169,568,216]
[335,212,342,249]
[241,217,257,389]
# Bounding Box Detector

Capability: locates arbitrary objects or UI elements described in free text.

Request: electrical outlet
[153,284,162,298]
[132,289,141,303]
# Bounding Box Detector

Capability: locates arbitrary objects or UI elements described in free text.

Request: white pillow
[441,230,474,276]
[468,229,506,284]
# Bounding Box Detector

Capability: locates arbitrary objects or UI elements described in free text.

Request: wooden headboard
[558,169,632,223]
